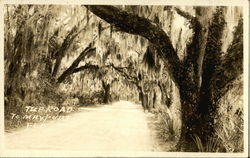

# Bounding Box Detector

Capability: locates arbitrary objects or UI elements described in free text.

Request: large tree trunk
[142,93,148,112]
[174,7,221,151]
[102,81,111,104]
[158,83,166,106]
[152,91,157,109]
[176,69,202,151]
[177,79,215,151]
[147,90,154,112]
[158,82,172,108]
[103,84,110,104]
[138,86,148,112]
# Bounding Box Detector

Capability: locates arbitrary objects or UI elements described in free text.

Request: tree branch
[211,17,243,102]
[109,63,138,84]
[183,7,212,88]
[72,64,100,74]
[85,5,181,84]
[174,7,196,23]
[197,7,226,114]
[57,44,96,83]
[52,26,79,77]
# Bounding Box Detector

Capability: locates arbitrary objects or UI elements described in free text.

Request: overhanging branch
[174,7,196,24]
[72,64,100,74]
[57,43,96,83]
[85,5,182,84]
[52,26,79,77]
[109,64,135,81]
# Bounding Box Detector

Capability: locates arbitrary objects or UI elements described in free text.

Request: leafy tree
[85,5,243,151]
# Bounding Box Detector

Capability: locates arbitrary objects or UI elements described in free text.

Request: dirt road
[5,101,155,151]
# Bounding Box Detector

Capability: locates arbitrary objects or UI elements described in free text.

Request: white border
[0,0,248,6]
[0,0,4,156]
[0,0,249,157]
[243,1,249,157]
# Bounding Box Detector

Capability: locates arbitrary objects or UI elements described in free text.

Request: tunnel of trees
[4,5,243,152]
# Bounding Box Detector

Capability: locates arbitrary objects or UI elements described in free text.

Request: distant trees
[86,5,243,151]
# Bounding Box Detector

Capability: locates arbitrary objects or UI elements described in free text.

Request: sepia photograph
[0,0,249,157]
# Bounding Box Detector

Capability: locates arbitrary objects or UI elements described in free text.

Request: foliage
[4,5,86,130]
[192,135,221,152]
[5,70,78,131]
[215,76,244,152]
[77,91,104,106]
[215,124,243,152]
[158,111,176,141]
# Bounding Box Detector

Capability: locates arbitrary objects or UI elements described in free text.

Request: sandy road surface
[5,101,155,151]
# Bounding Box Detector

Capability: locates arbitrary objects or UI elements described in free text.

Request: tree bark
[174,8,226,150]
[177,87,200,151]
[195,7,227,142]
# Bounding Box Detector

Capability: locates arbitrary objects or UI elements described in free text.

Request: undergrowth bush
[156,110,179,142]
[76,91,104,106]
[215,76,244,152]
[4,70,79,132]
[215,107,243,152]
[192,135,222,152]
